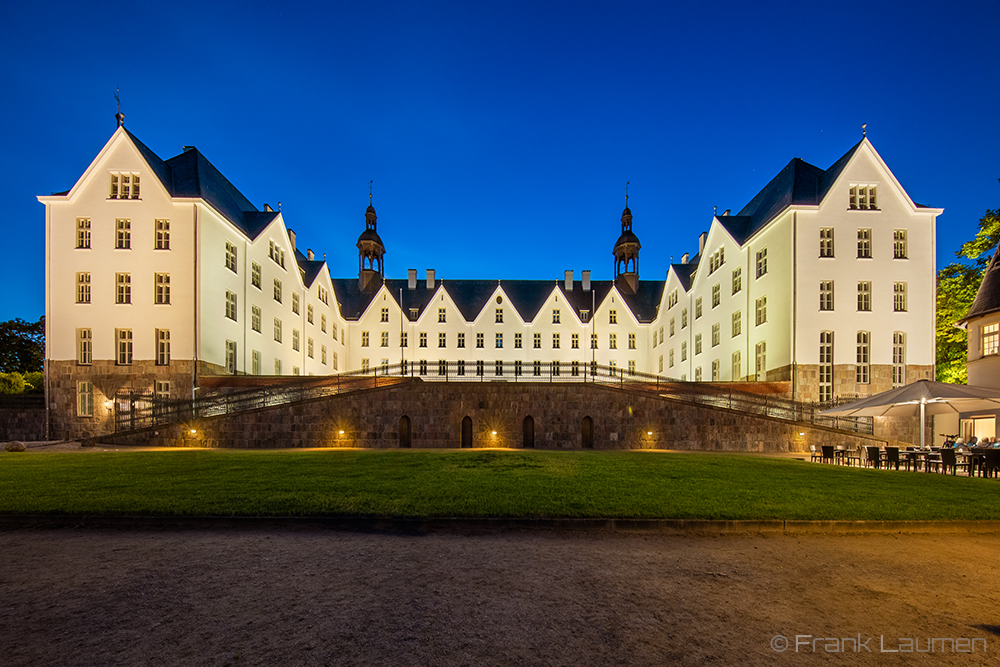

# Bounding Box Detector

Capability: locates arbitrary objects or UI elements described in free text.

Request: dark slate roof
[734,139,866,241]
[298,259,327,288]
[959,245,1000,324]
[614,230,641,248]
[119,129,274,239]
[670,262,698,291]
[715,215,753,245]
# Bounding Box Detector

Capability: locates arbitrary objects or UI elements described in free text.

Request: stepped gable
[959,244,1000,324]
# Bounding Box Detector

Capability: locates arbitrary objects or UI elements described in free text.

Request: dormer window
[849,184,878,210]
[109,172,140,199]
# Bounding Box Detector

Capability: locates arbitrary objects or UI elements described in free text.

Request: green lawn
[1,449,998,521]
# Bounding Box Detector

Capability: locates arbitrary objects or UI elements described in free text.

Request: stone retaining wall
[0,409,46,441]
[104,380,886,452]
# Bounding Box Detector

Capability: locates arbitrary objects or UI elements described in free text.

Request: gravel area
[1,528,997,666]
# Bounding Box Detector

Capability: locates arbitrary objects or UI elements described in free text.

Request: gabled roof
[164,147,264,237]
[715,215,753,245]
[959,245,1000,324]
[670,262,697,291]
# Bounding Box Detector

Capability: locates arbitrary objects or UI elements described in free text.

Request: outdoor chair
[983,450,1000,479]
[939,448,970,476]
[809,445,820,462]
[865,445,882,469]
[821,445,835,464]
[884,446,901,471]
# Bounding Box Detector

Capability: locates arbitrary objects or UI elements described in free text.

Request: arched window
[523,415,535,449]
[581,416,594,449]
[461,416,472,449]
[399,415,411,448]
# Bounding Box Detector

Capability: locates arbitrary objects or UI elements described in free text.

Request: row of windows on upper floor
[74,217,170,250]
[357,331,638,350]
[357,358,639,377]
[667,228,909,309]
[653,281,910,348]
[380,306,622,325]
[73,327,339,374]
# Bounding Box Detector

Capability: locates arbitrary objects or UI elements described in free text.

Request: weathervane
[862,123,867,138]
[114,86,124,128]
[625,181,630,206]
[369,180,373,204]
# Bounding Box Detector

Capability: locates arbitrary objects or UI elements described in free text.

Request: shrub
[23,371,44,393]
[0,372,26,395]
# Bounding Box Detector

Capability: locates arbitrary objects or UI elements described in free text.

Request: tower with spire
[356,185,386,290]
[612,183,641,294]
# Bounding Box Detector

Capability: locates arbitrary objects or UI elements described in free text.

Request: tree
[936,209,1000,382]
[0,316,45,373]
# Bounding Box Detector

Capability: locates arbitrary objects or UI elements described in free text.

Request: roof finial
[369,179,373,204]
[114,86,124,128]
[862,122,867,138]
[714,205,717,216]
[625,181,629,207]
[278,201,281,212]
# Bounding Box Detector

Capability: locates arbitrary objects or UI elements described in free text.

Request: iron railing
[113,361,873,435]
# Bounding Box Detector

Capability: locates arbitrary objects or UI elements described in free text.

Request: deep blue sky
[3,0,998,322]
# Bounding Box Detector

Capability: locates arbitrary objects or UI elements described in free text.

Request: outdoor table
[962,451,987,477]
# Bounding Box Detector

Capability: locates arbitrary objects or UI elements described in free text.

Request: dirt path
[1,528,997,666]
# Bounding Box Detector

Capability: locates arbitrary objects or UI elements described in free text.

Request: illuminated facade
[40,125,939,438]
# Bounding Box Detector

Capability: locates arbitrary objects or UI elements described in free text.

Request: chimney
[722,209,731,216]
[582,270,591,291]
[408,269,417,289]
[426,269,435,290]
[307,249,314,261]
[682,253,689,264]
[564,270,573,291]
[263,203,273,212]
[698,231,706,255]
[288,229,297,252]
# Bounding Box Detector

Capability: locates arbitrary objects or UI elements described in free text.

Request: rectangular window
[893,332,906,387]
[609,309,617,324]
[332,351,337,370]
[476,360,484,377]
[708,247,726,274]
[732,351,741,381]
[711,323,720,347]
[857,282,871,311]
[382,331,390,347]
[695,367,702,382]
[269,240,286,268]
[609,333,617,349]
[695,297,703,319]
[308,337,314,358]
[553,309,560,324]
[77,328,92,365]
[580,310,590,322]
[320,345,326,366]
[154,219,169,250]
[439,332,447,348]
[116,328,132,365]
[401,331,408,348]
[321,314,327,333]
[494,360,503,377]
[156,329,170,366]
[732,310,741,337]
[317,286,328,305]
[252,305,261,332]
[154,381,170,402]
[628,333,635,349]
[819,331,834,402]
[534,333,541,349]
[115,218,131,250]
[894,230,908,259]
[894,282,907,312]
[457,332,465,348]
[712,284,720,308]
[362,359,370,373]
[363,331,371,347]
[496,332,503,348]
[755,248,767,278]
[442,360,450,377]
[76,272,91,304]
[820,281,834,311]
[983,323,1000,357]
[476,332,484,348]
[628,360,636,375]
[573,361,581,377]
[495,308,502,323]
[856,331,870,384]
[109,172,139,199]
[225,340,237,374]
[252,350,262,374]
[251,262,261,289]
[155,273,170,304]
[115,272,131,304]
[439,308,447,323]
[225,242,238,272]
[711,359,720,381]
[681,341,688,361]
[732,267,742,294]
[274,318,282,343]
[292,293,300,315]
[533,361,542,377]
[273,278,282,303]
[76,218,91,249]
[225,290,238,320]
[857,228,871,258]
[668,289,678,308]
[275,359,283,375]
[695,333,702,355]
[551,361,560,377]
[306,304,313,324]
[659,355,663,373]
[669,349,674,368]
[819,228,834,257]
[681,308,688,329]
[850,185,878,210]
[382,359,390,375]
[669,319,675,337]
[77,381,94,417]
[755,341,766,380]
[590,333,598,349]
[515,332,522,349]
[755,296,767,325]
[458,360,466,376]
[552,333,560,349]
[513,360,522,376]
[377,307,386,323]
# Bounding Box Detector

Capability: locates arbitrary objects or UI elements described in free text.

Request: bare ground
[0,527,998,666]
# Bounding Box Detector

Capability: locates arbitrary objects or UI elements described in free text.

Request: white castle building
[39,122,940,438]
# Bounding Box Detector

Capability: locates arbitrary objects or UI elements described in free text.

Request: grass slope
[1,450,998,521]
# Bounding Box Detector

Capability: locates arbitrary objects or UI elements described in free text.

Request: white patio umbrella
[818,380,1000,449]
